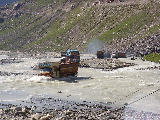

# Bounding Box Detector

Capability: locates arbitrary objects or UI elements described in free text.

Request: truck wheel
[64,74,68,77]
[71,73,75,76]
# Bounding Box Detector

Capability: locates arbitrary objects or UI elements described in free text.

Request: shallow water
[0,55,160,114]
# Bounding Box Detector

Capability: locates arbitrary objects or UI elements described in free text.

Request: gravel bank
[0,97,160,120]
[0,97,123,120]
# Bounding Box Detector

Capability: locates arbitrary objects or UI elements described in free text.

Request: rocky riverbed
[0,97,160,120]
[0,98,122,120]
[79,58,136,71]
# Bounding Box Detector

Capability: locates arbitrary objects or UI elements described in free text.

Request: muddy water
[0,55,159,114]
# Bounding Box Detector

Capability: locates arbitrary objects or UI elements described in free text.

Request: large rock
[13,3,21,10]
[31,113,43,120]
[40,114,53,120]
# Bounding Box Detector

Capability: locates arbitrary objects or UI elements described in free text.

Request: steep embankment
[0,0,160,54]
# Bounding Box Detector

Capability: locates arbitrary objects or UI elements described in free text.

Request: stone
[14,107,22,112]
[40,114,53,120]
[14,111,27,116]
[13,3,21,10]
[31,113,43,120]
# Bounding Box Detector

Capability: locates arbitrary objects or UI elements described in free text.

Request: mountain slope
[0,0,160,54]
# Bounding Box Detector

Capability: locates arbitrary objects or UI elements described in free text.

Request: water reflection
[52,76,92,83]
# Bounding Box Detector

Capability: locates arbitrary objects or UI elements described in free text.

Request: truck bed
[59,63,78,76]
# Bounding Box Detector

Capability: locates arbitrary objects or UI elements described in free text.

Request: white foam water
[0,56,160,114]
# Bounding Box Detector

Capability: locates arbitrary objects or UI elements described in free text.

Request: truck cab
[65,50,80,63]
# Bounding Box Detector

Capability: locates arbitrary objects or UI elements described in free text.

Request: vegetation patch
[143,53,160,63]
[98,8,157,42]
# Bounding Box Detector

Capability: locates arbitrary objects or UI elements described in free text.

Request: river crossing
[0,54,160,119]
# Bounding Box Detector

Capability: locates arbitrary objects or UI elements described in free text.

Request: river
[0,54,160,116]
[0,0,19,6]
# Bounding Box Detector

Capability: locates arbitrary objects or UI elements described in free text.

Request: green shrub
[143,53,160,63]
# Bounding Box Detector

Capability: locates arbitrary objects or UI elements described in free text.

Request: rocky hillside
[0,0,160,55]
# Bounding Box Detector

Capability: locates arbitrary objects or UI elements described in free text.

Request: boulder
[40,114,53,120]
[14,107,22,112]
[31,113,43,120]
[13,3,21,10]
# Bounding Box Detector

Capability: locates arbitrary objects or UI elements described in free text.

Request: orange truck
[38,62,78,77]
[38,50,80,78]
